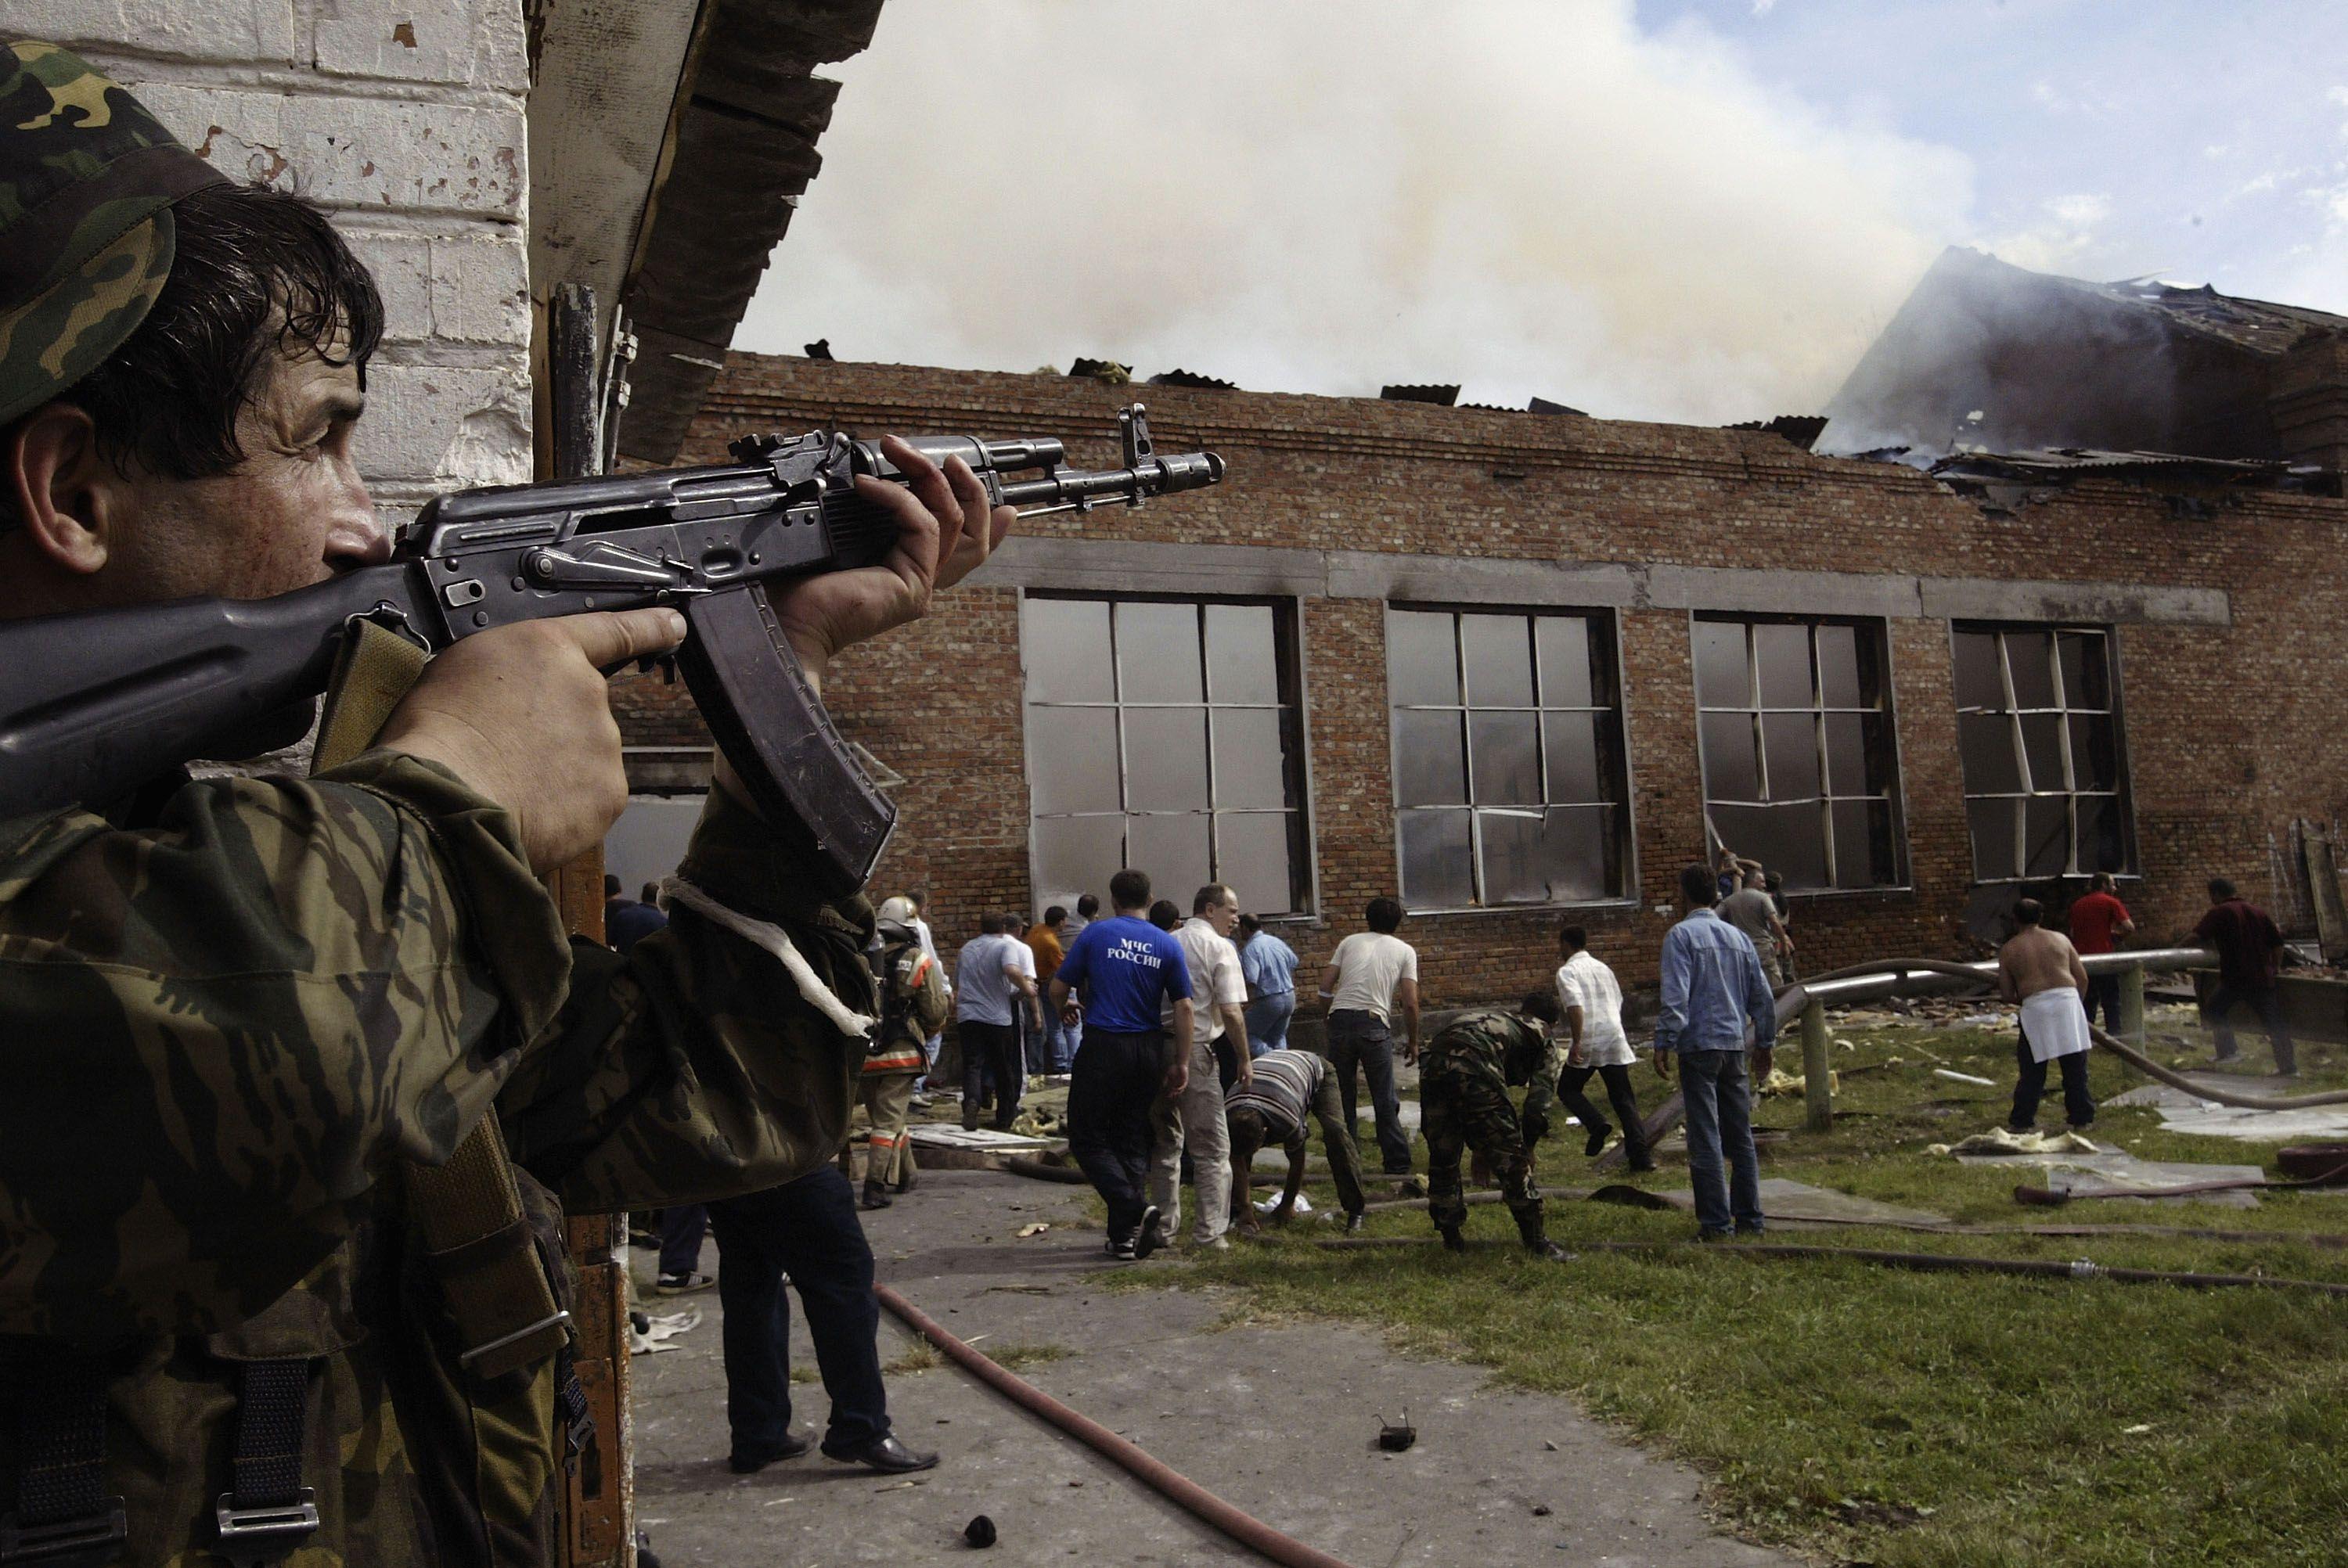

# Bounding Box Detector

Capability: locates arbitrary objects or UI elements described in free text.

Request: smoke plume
[741,1,1975,423]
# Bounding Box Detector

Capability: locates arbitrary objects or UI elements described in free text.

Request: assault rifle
[0,404,1224,895]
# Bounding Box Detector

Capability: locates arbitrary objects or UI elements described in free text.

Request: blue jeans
[1677,1049,1763,1235]
[704,1167,889,1454]
[1245,991,1295,1056]
[1050,1012,1083,1072]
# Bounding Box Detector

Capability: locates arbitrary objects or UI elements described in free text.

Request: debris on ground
[629,1305,702,1355]
[1014,1222,1050,1238]
[1759,1067,1838,1098]
[1932,1068,1997,1087]
[1930,1129,2101,1156]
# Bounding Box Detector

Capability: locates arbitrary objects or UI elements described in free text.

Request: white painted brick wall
[56,0,535,504]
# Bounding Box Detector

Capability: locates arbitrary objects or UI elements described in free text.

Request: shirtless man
[1997,898,2096,1132]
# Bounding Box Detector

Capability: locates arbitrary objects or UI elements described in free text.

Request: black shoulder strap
[212,1359,319,1568]
[0,1347,124,1568]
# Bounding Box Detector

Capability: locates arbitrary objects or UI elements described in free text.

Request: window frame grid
[1021,592,1314,916]
[1953,623,2134,883]
[1386,604,1636,913]
[1691,613,1908,893]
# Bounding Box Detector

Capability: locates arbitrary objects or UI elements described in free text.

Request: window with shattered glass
[1694,615,1904,891]
[1387,606,1630,910]
[1021,594,1310,917]
[1953,624,2132,881]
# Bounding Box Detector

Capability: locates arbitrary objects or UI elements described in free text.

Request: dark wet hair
[1521,989,1561,1024]
[1043,905,1067,925]
[2015,898,2044,926]
[48,182,382,487]
[1679,864,1718,908]
[1110,869,1151,910]
[1558,924,1586,951]
[2209,877,2236,901]
[1366,897,1403,933]
[1147,899,1180,931]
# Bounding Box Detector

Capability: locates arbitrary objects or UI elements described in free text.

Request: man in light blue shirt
[1236,914,1301,1057]
[1654,863,1779,1239]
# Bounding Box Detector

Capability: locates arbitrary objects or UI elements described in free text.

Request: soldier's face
[106,346,389,602]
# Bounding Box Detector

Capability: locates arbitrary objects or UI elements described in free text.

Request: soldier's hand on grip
[377,608,687,873]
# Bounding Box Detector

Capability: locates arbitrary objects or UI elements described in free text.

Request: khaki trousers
[1148,1039,1231,1243]
[857,1072,917,1186]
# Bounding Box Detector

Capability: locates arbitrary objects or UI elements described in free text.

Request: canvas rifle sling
[314,620,572,1383]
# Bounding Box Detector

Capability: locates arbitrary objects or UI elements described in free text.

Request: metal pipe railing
[1791,947,2214,1009]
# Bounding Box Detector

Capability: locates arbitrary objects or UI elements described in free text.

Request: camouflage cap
[0,40,226,427]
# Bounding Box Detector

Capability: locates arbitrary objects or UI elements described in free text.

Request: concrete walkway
[629,1170,1797,1567]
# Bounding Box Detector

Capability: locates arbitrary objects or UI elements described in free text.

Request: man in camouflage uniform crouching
[1420,991,1576,1261]
[0,41,1010,1566]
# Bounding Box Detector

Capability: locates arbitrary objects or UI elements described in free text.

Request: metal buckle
[0,1501,128,1566]
[214,1489,318,1567]
[456,1307,571,1371]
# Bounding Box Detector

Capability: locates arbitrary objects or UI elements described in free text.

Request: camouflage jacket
[0,749,876,1564]
[1422,1009,1565,1124]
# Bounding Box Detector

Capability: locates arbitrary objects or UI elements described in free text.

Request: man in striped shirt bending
[1223,1048,1369,1235]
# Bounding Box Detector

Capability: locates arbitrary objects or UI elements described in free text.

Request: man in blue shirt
[1237,914,1301,1057]
[1654,863,1778,1240]
[1050,869,1196,1260]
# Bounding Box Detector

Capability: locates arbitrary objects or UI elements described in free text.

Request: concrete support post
[1801,998,1832,1133]
[2118,962,2146,1045]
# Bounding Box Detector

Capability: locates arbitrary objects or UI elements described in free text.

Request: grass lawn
[1148,1008,2348,1566]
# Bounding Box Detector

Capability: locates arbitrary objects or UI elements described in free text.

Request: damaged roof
[616,0,885,464]
[2091,277,2348,358]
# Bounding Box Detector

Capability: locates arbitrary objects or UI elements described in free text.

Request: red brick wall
[618,351,2348,1003]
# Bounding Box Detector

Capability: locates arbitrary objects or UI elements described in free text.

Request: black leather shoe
[1626,1156,1658,1174]
[728,1431,813,1473]
[823,1433,939,1473]
[1583,1125,1612,1158]
[1438,1225,1467,1253]
[1527,1239,1576,1262]
[1345,1212,1366,1235]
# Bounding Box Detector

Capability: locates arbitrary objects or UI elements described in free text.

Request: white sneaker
[1197,1235,1231,1252]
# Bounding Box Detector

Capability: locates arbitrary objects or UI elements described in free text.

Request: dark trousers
[2204,982,2296,1074]
[704,1167,888,1454]
[960,1020,1024,1127]
[2083,973,2123,1034]
[1068,1027,1166,1242]
[2010,1037,2095,1129]
[657,1203,707,1278]
[1327,1009,1413,1174]
[1557,1063,1649,1164]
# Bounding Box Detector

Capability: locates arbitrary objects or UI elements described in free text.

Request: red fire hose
[873,1283,1359,1568]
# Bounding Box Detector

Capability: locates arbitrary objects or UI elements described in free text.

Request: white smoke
[740,0,1976,423]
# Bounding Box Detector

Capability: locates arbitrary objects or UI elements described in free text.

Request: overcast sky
[736,0,2348,426]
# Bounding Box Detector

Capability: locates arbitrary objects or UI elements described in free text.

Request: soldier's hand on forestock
[377,607,687,873]
[765,436,1014,693]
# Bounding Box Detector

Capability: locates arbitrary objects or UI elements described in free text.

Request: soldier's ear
[7,401,118,574]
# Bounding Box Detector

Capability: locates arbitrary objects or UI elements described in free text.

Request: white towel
[2020,987,2092,1063]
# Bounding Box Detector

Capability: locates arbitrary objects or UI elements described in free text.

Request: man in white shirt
[955,913,1039,1131]
[1152,883,1253,1248]
[1319,897,1421,1176]
[1554,925,1654,1171]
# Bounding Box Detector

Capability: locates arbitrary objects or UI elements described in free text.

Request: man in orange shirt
[1027,906,1076,1070]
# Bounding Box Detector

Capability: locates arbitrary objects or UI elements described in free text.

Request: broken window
[1695,615,1903,891]
[1022,595,1311,916]
[1387,607,1630,909]
[1953,625,2134,882]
